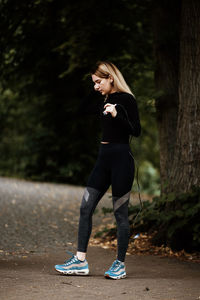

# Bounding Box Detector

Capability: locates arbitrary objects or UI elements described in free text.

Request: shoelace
[64,250,78,265]
[110,260,121,271]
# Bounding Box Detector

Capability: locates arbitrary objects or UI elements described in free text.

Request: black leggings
[77,143,135,262]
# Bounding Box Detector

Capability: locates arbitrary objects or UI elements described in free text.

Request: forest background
[0,0,199,252]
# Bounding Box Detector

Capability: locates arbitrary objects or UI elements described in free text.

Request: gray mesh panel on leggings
[82,186,101,204]
[112,190,131,262]
[112,191,131,212]
[78,186,102,252]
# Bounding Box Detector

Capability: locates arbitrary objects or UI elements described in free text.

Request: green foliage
[0,0,158,191]
[102,207,113,215]
[132,160,160,196]
[94,225,117,239]
[130,68,160,195]
[129,186,200,252]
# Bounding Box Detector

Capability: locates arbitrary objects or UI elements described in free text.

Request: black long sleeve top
[77,91,141,144]
[101,92,141,143]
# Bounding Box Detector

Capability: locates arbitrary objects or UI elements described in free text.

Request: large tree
[154,0,200,195]
[170,0,200,193]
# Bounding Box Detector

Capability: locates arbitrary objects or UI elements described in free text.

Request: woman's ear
[109,75,114,83]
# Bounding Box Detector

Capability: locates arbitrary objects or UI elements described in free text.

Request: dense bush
[129,186,200,252]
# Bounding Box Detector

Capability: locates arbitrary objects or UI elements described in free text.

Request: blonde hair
[91,61,134,97]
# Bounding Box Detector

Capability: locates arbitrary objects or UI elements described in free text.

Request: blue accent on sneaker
[55,251,89,275]
[104,259,126,279]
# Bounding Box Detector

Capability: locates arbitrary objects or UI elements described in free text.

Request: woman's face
[92,74,115,95]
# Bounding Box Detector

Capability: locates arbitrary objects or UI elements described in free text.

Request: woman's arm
[115,95,141,137]
[104,94,141,137]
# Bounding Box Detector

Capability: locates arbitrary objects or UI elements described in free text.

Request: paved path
[0,177,200,300]
[0,176,114,253]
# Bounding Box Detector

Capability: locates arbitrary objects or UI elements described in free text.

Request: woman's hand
[103,103,117,117]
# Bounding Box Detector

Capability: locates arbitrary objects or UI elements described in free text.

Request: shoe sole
[55,268,89,276]
[105,273,126,280]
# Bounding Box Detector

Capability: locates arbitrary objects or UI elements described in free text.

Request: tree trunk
[151,0,200,251]
[153,1,181,193]
[169,0,200,193]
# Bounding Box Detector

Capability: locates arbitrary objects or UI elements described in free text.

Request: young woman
[55,61,141,279]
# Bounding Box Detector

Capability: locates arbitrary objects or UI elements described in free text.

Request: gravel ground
[0,176,200,300]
